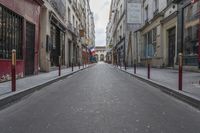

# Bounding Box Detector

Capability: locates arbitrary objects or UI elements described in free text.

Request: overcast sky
[90,0,111,46]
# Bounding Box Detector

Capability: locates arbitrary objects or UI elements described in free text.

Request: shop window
[144,28,157,58]
[152,27,157,56]
[183,1,199,65]
[0,5,23,59]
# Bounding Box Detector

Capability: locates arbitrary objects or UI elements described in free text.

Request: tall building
[39,0,66,72]
[39,0,95,72]
[0,0,44,82]
[106,0,142,66]
[106,0,127,66]
[175,0,200,69]
[106,0,199,70]
[0,0,95,82]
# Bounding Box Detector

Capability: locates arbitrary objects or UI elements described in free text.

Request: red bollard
[58,56,61,76]
[72,62,74,72]
[178,53,183,91]
[58,64,61,76]
[134,63,136,74]
[147,61,150,79]
[11,50,16,92]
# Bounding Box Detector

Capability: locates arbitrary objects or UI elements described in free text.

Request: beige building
[39,0,66,72]
[95,46,106,62]
[161,3,178,67]
[39,0,94,72]
[134,0,178,68]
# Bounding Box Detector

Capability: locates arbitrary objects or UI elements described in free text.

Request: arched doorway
[100,54,104,61]
[95,54,99,62]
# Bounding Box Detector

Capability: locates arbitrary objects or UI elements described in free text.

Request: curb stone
[0,65,94,109]
[113,66,200,110]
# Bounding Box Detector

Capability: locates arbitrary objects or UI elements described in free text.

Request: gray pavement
[0,66,82,96]
[119,67,200,98]
[0,63,200,133]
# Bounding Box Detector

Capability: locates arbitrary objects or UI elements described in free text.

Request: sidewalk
[0,65,88,97]
[113,65,200,108]
[121,66,200,98]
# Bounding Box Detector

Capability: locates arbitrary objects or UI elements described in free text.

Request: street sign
[127,3,142,24]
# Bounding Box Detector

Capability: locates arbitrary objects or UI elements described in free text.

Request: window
[73,15,75,27]
[120,4,122,17]
[152,27,157,56]
[183,1,200,65]
[167,0,173,5]
[0,5,23,59]
[144,28,157,58]
[145,6,148,22]
[154,0,158,10]
[148,31,153,57]
[68,8,71,23]
[76,21,78,28]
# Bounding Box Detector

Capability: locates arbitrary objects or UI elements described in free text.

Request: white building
[106,0,126,66]
[95,46,106,62]
[39,0,95,72]
[39,0,67,72]
[106,0,142,66]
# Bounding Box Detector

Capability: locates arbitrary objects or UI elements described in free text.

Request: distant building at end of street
[95,46,106,62]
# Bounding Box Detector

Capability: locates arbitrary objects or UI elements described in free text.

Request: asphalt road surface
[0,63,200,133]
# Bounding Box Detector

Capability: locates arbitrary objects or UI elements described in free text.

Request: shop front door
[25,22,35,76]
[168,27,176,67]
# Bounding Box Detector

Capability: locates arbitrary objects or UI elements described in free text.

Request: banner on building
[127,3,141,24]
[80,30,85,37]
[126,0,142,31]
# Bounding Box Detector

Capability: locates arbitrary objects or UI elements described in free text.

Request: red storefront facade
[0,0,43,82]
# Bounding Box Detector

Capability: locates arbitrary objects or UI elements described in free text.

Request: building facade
[175,0,200,69]
[39,0,66,72]
[0,0,94,82]
[106,0,126,66]
[39,0,95,72]
[0,0,43,82]
[95,46,106,62]
[107,0,199,70]
[137,0,168,67]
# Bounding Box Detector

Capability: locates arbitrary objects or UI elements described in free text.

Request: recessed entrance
[168,27,176,67]
[25,22,35,76]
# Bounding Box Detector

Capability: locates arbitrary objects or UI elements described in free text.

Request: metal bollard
[72,62,74,72]
[11,49,16,92]
[58,56,61,76]
[79,59,80,69]
[134,63,136,74]
[147,60,150,79]
[178,53,183,91]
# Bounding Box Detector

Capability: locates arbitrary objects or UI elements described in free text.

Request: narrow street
[0,63,200,133]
